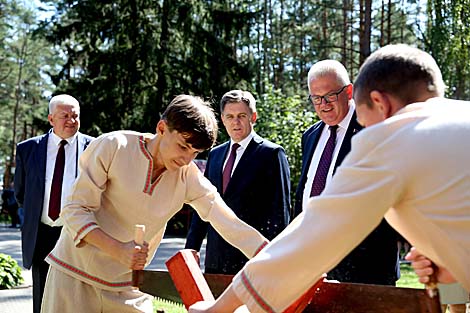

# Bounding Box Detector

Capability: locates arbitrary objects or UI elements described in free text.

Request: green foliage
[425,0,470,100]
[153,297,185,313]
[397,263,424,289]
[0,253,24,289]
[0,0,57,186]
[35,0,256,136]
[256,87,318,197]
[1,0,469,186]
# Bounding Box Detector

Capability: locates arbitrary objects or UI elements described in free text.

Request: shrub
[256,88,318,197]
[0,253,24,289]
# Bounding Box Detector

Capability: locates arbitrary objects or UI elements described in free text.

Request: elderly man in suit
[292,60,399,286]
[185,90,291,274]
[189,44,470,313]
[14,94,94,313]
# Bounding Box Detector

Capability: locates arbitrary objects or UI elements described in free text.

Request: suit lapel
[301,122,325,178]
[77,132,90,151]
[213,143,230,191]
[334,112,363,172]
[224,135,262,195]
[232,135,261,176]
[37,133,49,180]
[31,133,49,222]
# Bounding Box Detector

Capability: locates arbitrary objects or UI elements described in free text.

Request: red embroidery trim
[73,222,98,242]
[241,271,275,313]
[139,136,153,194]
[254,241,268,256]
[149,174,163,194]
[139,135,164,196]
[48,253,132,288]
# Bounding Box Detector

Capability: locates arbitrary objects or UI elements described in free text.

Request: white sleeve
[186,164,269,259]
[232,135,403,312]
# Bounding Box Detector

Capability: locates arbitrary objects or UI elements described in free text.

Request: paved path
[0,224,205,313]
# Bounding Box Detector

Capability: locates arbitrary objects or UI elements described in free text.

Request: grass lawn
[396,262,424,289]
[152,262,425,312]
[153,298,186,313]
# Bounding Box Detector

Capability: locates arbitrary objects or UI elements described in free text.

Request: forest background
[1,0,469,199]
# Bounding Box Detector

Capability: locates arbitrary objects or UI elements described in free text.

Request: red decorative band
[254,241,269,256]
[241,271,275,312]
[47,253,132,288]
[73,222,98,241]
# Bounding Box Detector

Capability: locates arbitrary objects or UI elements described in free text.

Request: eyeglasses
[308,85,348,106]
[55,112,80,121]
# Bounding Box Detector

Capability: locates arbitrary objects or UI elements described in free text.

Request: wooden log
[164,249,442,313]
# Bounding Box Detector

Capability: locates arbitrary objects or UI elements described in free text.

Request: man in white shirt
[189,44,470,313]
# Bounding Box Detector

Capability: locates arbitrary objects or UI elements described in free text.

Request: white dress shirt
[223,132,255,177]
[302,102,356,208]
[41,131,83,226]
[232,99,470,312]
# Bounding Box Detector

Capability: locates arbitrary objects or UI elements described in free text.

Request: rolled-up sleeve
[62,135,115,247]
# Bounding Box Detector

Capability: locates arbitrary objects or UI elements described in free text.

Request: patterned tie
[310,125,338,197]
[49,140,67,221]
[222,143,240,194]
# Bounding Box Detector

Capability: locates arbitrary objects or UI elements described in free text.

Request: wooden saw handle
[134,224,145,245]
[132,224,146,288]
[425,264,439,298]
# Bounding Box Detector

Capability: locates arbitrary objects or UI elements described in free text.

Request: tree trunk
[8,34,28,187]
[380,0,385,46]
[342,0,349,68]
[359,0,372,64]
[387,0,392,44]
[155,0,170,113]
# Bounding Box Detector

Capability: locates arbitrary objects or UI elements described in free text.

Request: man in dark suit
[185,90,291,274]
[14,94,94,313]
[293,60,399,285]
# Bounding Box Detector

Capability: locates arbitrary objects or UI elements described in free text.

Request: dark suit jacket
[14,131,94,269]
[293,113,400,285]
[185,134,291,274]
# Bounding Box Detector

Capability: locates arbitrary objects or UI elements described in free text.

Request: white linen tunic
[46,130,268,291]
[232,98,470,312]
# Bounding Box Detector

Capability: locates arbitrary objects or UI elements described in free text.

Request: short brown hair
[354,44,445,108]
[220,90,257,114]
[161,95,218,150]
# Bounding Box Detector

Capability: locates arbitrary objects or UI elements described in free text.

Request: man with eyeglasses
[189,44,470,313]
[292,60,400,286]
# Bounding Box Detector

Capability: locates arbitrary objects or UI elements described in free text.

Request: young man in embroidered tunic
[41,95,269,313]
[188,45,470,313]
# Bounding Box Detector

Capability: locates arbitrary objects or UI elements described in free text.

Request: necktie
[222,143,240,194]
[310,125,338,197]
[49,140,67,221]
